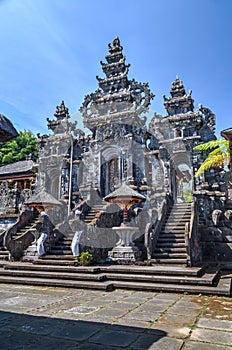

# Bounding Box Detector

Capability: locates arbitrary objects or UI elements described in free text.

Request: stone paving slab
[132,335,183,350]
[190,328,232,346]
[0,283,231,349]
[197,318,232,331]
[88,328,139,347]
[183,341,232,350]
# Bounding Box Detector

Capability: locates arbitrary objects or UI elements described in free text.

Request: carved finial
[113,36,120,47]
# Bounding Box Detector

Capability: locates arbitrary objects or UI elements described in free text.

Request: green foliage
[194,139,229,177]
[183,189,193,203]
[194,139,229,152]
[0,130,38,166]
[76,251,92,266]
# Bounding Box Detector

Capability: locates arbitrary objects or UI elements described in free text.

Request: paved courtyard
[0,283,231,349]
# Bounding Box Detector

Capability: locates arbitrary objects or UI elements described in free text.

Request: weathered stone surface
[184,341,231,350]
[149,324,191,339]
[0,285,231,349]
[191,328,232,346]
[197,318,232,331]
[88,329,138,347]
[159,313,197,326]
[51,321,101,341]
[133,335,183,350]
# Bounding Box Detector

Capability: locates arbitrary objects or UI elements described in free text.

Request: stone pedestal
[108,226,141,262]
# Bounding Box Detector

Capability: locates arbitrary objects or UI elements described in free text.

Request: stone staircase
[0,261,230,295]
[83,204,106,225]
[152,203,191,265]
[34,232,75,266]
[0,248,8,261]
[11,215,40,240]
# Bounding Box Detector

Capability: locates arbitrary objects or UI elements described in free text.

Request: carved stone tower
[79,37,155,198]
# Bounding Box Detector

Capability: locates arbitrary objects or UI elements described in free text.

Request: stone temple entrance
[0,37,231,295]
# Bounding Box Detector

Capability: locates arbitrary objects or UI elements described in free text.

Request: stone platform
[0,283,231,349]
[0,261,231,296]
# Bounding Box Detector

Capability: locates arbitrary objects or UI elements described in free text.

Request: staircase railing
[145,195,171,260]
[185,197,199,266]
[4,209,38,260]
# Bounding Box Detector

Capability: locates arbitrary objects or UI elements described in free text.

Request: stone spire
[96,37,130,93]
[80,37,154,131]
[47,101,77,134]
[163,76,194,116]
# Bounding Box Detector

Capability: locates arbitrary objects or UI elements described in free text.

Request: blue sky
[0,0,231,137]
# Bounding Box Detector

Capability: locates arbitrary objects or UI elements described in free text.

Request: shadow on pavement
[0,310,167,350]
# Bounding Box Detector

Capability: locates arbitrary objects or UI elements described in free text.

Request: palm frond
[194,139,229,152]
[195,154,228,177]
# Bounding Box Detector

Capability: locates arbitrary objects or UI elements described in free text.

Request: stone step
[164,222,188,227]
[150,258,188,264]
[99,264,205,276]
[111,276,231,296]
[52,245,71,249]
[0,274,113,291]
[1,262,229,296]
[34,259,75,266]
[46,250,72,255]
[164,227,187,231]
[153,252,188,259]
[40,254,74,260]
[157,238,185,243]
[59,240,72,245]
[106,271,219,286]
[156,242,186,248]
[0,268,106,281]
[154,247,187,253]
[4,262,101,274]
[159,231,185,238]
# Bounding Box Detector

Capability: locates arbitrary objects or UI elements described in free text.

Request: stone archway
[171,152,193,203]
[100,146,122,197]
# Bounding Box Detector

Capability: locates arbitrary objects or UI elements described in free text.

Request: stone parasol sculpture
[0,114,18,142]
[25,189,62,212]
[104,183,146,262]
[104,182,146,224]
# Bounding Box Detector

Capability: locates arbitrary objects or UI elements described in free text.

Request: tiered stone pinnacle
[47,100,77,135]
[80,37,154,131]
[163,76,194,116]
[97,37,130,94]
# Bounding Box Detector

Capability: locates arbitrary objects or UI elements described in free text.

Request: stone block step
[154,247,187,253]
[48,250,72,255]
[161,226,185,233]
[153,253,187,259]
[159,233,185,238]
[4,262,101,274]
[106,272,219,286]
[150,258,188,264]
[41,254,73,260]
[99,265,205,276]
[156,242,186,248]
[58,241,72,246]
[53,245,71,249]
[157,238,185,243]
[0,274,113,291]
[0,268,106,281]
[164,226,186,230]
[111,275,231,296]
[34,259,75,266]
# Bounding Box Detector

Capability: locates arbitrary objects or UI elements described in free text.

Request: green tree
[0,130,38,166]
[194,139,229,177]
